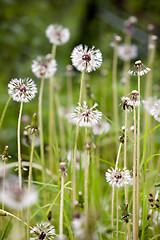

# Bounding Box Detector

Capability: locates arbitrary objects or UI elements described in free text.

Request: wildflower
[118,44,138,61]
[8,78,37,103]
[128,60,151,76]
[71,101,102,127]
[59,162,67,177]
[0,175,38,209]
[67,150,85,170]
[30,221,55,240]
[105,167,132,188]
[121,96,133,111]
[71,45,102,73]
[32,54,57,79]
[46,24,70,45]
[130,90,140,106]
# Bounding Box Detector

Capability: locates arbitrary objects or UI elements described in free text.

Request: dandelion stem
[59,173,64,238]
[124,110,128,204]
[27,133,35,240]
[72,70,85,202]
[111,186,115,238]
[0,96,12,129]
[115,143,122,170]
[133,105,137,240]
[49,44,57,172]
[18,101,23,189]
[137,75,140,232]
[116,188,119,239]
[38,77,46,196]
[112,43,119,147]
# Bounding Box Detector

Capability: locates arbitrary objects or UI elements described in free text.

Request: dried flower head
[118,44,138,61]
[30,221,55,240]
[92,121,110,135]
[71,45,102,73]
[25,113,39,135]
[71,101,102,127]
[8,78,37,103]
[46,24,70,45]
[128,60,151,76]
[105,167,132,188]
[121,96,133,111]
[0,175,38,209]
[130,90,140,106]
[32,54,57,79]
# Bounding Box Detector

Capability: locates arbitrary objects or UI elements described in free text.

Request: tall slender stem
[137,75,140,231]
[116,188,119,239]
[49,44,57,172]
[18,101,23,189]
[72,70,85,203]
[112,44,119,147]
[133,105,137,240]
[0,96,12,129]
[115,143,122,170]
[124,110,128,204]
[84,129,89,222]
[38,77,45,185]
[111,187,115,238]
[27,134,35,240]
[59,174,64,238]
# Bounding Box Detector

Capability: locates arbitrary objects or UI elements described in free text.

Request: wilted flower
[67,150,85,170]
[121,96,133,111]
[71,101,102,127]
[118,44,138,61]
[0,175,38,209]
[105,167,132,188]
[32,54,57,79]
[30,221,55,240]
[8,78,37,103]
[46,24,70,45]
[128,60,151,76]
[71,45,102,73]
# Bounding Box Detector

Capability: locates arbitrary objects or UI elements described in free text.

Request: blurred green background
[0,0,160,156]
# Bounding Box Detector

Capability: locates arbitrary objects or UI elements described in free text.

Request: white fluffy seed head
[46,24,70,45]
[31,54,57,79]
[8,78,37,103]
[71,45,102,73]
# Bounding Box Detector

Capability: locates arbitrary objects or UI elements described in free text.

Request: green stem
[133,105,137,240]
[38,77,45,190]
[124,110,128,204]
[112,44,119,147]
[18,101,23,189]
[72,70,85,202]
[137,75,140,232]
[111,187,115,238]
[59,174,64,238]
[116,188,118,239]
[84,130,89,222]
[27,134,35,240]
[0,96,12,129]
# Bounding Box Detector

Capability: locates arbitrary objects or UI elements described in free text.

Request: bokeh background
[0,0,160,156]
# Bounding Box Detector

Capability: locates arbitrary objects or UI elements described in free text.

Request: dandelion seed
[30,221,55,240]
[8,78,37,103]
[0,175,38,209]
[71,45,102,73]
[105,167,132,188]
[46,24,70,45]
[118,44,138,61]
[70,101,102,127]
[128,60,151,76]
[150,99,160,122]
[143,97,156,116]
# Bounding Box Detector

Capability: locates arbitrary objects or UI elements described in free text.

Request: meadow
[0,2,160,239]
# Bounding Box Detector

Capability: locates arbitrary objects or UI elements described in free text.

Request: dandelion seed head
[8,78,37,103]
[128,60,151,76]
[118,44,138,61]
[0,175,38,209]
[46,24,70,45]
[71,45,102,73]
[70,101,102,127]
[30,221,55,240]
[105,167,132,188]
[32,54,57,79]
